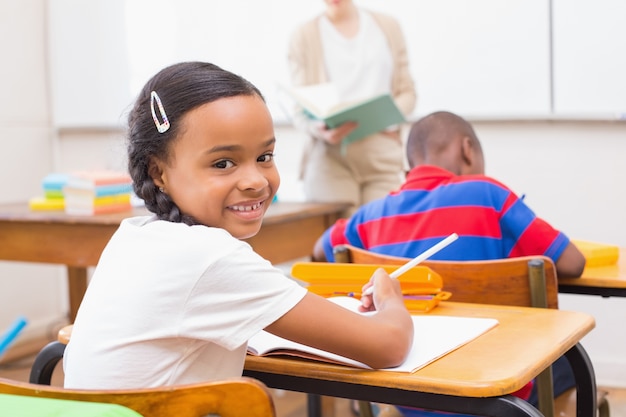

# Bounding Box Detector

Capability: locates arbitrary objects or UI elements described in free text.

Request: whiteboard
[362,0,551,118]
[47,0,133,128]
[552,0,626,116]
[47,0,552,128]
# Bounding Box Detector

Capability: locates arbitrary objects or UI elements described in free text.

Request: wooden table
[559,247,626,297]
[244,301,597,417]
[0,201,349,322]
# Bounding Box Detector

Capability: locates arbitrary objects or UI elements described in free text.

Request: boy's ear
[460,135,474,166]
[148,158,166,188]
[460,135,485,175]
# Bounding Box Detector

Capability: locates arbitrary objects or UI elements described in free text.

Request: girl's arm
[264,268,413,369]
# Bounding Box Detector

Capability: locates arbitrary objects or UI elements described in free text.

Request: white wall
[2,0,625,388]
[0,0,68,354]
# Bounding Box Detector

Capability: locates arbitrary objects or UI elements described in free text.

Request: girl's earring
[159,187,165,193]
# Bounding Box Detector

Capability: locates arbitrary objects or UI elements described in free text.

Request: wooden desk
[0,201,349,321]
[244,301,597,417]
[559,247,626,297]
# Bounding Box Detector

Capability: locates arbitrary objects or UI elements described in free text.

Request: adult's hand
[310,120,358,145]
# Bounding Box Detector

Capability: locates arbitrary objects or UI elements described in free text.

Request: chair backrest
[333,244,562,416]
[333,244,559,309]
[0,376,276,417]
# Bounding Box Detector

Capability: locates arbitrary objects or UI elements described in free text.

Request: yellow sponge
[28,196,65,211]
[572,239,620,267]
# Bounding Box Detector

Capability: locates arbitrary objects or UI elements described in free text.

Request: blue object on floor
[0,316,28,358]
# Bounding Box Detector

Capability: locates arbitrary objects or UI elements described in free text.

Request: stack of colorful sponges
[63,170,133,216]
[28,173,69,211]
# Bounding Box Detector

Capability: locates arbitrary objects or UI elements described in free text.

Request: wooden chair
[332,244,609,417]
[333,245,560,308]
[1,375,276,417]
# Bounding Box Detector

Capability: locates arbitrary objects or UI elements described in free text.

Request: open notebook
[247,297,498,373]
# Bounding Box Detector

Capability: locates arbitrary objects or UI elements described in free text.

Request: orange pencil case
[290,262,451,313]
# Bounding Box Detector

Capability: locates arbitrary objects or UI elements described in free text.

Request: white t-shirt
[319,8,393,102]
[63,215,307,389]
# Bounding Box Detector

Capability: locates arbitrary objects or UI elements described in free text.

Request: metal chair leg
[28,341,66,385]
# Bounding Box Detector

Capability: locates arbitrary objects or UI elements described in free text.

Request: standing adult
[288,0,416,216]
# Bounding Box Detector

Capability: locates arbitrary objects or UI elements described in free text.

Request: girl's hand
[359,268,404,313]
[310,121,358,145]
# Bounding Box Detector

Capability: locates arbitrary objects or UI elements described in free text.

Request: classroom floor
[1,353,626,417]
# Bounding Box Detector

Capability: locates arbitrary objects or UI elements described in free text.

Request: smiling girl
[63,61,413,389]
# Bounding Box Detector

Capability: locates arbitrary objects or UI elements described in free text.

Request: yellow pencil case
[290,262,451,313]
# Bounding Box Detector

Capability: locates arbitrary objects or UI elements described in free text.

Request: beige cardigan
[287,10,417,118]
[287,10,417,176]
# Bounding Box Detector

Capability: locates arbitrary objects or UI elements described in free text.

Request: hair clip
[150,91,170,133]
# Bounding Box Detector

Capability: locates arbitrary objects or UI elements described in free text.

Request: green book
[287,83,406,146]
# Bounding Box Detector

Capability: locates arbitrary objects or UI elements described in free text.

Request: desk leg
[306,394,335,417]
[564,343,597,417]
[307,394,322,417]
[67,266,88,323]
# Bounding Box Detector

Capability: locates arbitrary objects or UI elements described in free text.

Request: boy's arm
[555,242,586,278]
[311,236,327,262]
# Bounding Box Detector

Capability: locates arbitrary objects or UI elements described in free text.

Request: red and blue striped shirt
[322,165,570,263]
